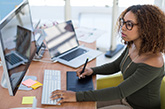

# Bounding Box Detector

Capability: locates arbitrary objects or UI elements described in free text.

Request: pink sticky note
[22,79,37,88]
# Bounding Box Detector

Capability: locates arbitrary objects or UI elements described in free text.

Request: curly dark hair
[117,5,165,55]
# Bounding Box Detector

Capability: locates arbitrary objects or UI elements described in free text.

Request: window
[29,0,65,6]
[70,0,113,7]
[29,0,154,7]
[118,0,154,7]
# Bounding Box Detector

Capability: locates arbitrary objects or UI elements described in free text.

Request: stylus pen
[80,58,89,75]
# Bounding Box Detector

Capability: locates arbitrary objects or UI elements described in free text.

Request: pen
[79,58,89,79]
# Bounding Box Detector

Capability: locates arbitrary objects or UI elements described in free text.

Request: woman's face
[121,11,139,42]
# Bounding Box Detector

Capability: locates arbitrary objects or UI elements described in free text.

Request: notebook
[5,26,31,70]
[66,71,94,92]
[44,20,102,68]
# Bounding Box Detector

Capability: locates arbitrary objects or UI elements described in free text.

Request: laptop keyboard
[5,53,23,65]
[41,69,61,105]
[60,48,87,61]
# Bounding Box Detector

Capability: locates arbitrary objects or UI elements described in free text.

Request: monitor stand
[1,72,8,89]
[1,72,37,90]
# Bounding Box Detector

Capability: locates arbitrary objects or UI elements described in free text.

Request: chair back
[161,76,165,109]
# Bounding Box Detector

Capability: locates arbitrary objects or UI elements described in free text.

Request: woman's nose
[121,24,127,31]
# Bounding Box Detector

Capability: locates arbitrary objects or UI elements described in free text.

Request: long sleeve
[76,61,164,109]
[91,47,128,75]
[76,64,164,100]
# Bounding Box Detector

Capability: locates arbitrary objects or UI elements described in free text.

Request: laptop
[67,71,94,92]
[44,20,102,68]
[5,26,31,70]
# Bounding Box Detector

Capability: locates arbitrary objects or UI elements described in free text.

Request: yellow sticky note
[22,96,35,104]
[31,81,43,89]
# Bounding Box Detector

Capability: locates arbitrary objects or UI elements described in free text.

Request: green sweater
[76,47,164,109]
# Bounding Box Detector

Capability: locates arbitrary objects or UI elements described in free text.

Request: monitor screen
[0,0,36,96]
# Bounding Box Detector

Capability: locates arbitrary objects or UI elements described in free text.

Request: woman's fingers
[57,98,64,104]
[51,90,64,99]
[51,93,62,100]
[76,67,83,77]
[51,90,76,104]
[52,89,64,94]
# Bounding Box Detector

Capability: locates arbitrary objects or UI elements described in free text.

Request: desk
[0,41,97,109]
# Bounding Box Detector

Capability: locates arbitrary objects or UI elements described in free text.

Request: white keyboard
[41,69,61,105]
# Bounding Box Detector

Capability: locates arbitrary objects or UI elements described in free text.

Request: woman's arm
[76,64,164,101]
[91,47,128,75]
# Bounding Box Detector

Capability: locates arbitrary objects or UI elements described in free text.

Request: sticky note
[22,96,35,104]
[22,79,37,88]
[31,81,43,89]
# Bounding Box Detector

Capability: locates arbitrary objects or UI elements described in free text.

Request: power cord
[33,58,57,63]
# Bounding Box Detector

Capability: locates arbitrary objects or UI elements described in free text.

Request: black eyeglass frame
[119,18,138,31]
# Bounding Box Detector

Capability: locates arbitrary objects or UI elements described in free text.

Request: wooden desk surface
[0,42,97,109]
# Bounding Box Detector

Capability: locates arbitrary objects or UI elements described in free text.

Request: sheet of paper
[75,27,105,43]
[31,81,43,89]
[22,79,37,88]
[22,96,35,104]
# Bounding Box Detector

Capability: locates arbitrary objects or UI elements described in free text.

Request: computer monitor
[0,0,36,96]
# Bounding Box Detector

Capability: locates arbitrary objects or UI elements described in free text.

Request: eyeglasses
[119,18,138,31]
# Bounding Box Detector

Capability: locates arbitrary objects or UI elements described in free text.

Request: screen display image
[44,20,78,58]
[15,25,31,58]
[5,25,31,90]
[0,0,36,96]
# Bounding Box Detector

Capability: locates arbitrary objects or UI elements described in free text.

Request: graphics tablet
[66,71,94,92]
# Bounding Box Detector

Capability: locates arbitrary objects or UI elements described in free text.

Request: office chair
[97,72,165,109]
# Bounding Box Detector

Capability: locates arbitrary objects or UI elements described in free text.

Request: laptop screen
[16,25,31,58]
[44,20,79,58]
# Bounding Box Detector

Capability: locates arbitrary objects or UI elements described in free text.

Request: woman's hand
[76,67,93,79]
[51,90,76,104]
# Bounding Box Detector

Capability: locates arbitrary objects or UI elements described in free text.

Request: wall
[30,6,113,24]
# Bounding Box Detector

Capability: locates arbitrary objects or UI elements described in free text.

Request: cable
[32,58,57,63]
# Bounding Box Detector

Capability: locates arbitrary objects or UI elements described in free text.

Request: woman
[51,5,165,109]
